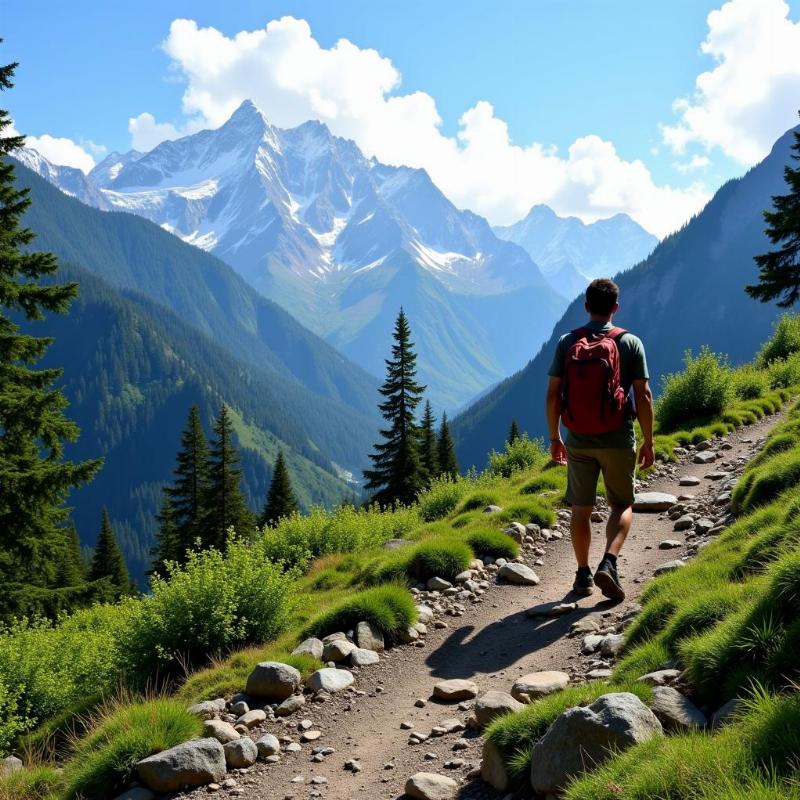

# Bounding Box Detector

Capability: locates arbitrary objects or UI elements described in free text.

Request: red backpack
[560,327,631,435]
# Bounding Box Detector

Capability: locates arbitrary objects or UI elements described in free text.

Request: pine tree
[363,309,427,507]
[259,450,299,527]
[508,419,521,445]
[203,404,254,548]
[56,526,87,588]
[89,509,130,594]
[149,495,178,578]
[436,412,460,480]
[747,115,800,306]
[0,52,101,587]
[161,405,210,560]
[419,400,439,485]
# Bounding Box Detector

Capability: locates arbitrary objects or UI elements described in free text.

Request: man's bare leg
[605,504,633,556]
[570,506,593,567]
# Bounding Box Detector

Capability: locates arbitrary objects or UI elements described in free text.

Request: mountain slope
[15,162,379,421]
[494,205,658,299]
[453,125,799,468]
[28,101,567,409]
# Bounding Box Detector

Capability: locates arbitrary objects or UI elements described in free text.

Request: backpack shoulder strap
[607,326,628,341]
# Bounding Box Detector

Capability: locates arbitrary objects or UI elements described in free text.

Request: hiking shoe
[594,559,626,600]
[572,569,595,596]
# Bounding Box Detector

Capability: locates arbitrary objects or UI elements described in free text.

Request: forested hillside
[452,124,800,469]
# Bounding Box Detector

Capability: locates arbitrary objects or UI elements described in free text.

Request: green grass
[0,765,61,800]
[464,529,520,559]
[758,314,800,366]
[61,697,203,800]
[405,539,473,581]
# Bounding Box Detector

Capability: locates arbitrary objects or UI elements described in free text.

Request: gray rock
[416,605,434,624]
[695,518,715,535]
[526,601,577,618]
[427,576,453,591]
[581,634,605,655]
[570,616,602,635]
[710,698,741,728]
[275,694,306,716]
[511,671,570,703]
[322,638,357,662]
[637,669,681,687]
[307,668,355,693]
[1,756,23,777]
[255,733,280,757]
[202,719,241,744]
[136,737,226,792]
[600,634,625,658]
[355,620,385,652]
[292,637,323,660]
[650,686,707,731]
[481,740,511,792]
[659,539,682,549]
[236,709,266,728]
[399,625,420,643]
[322,632,347,643]
[474,691,524,727]
[112,788,155,800]
[433,679,478,701]
[503,522,527,542]
[405,771,458,800]
[529,693,663,794]
[705,471,730,480]
[654,560,685,576]
[245,661,301,702]
[673,515,695,531]
[223,737,259,768]
[350,647,380,667]
[693,451,717,464]
[695,439,713,451]
[633,492,678,512]
[453,570,473,583]
[679,476,701,486]
[497,562,540,586]
[483,505,502,514]
[186,698,226,720]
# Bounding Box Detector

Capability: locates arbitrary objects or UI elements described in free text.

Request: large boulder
[1,756,22,777]
[202,719,240,744]
[530,692,663,795]
[223,737,259,768]
[633,492,677,512]
[497,562,540,586]
[433,679,478,701]
[649,686,707,731]
[350,647,380,667]
[245,661,301,702]
[136,738,226,792]
[307,668,355,693]
[474,690,524,727]
[481,740,511,792]
[292,637,323,660]
[322,638,357,662]
[404,772,458,800]
[355,620,385,652]
[511,671,570,703]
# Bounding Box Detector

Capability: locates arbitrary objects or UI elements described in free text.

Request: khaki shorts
[566,446,637,508]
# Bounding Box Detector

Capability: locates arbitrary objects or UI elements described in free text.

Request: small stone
[237,709,266,729]
[416,605,434,624]
[511,671,570,703]
[678,476,701,486]
[223,738,258,769]
[710,698,741,728]
[405,771,458,800]
[285,743,302,753]
[497,562,540,586]
[344,759,362,773]
[600,634,625,658]
[415,698,427,708]
[292,637,324,660]
[307,668,355,694]
[275,694,306,716]
[659,539,682,549]
[355,620,385,652]
[650,686,707,731]
[633,492,677,512]
[474,690,524,727]
[483,505,502,513]
[427,576,453,591]
[693,451,717,464]
[350,647,380,667]
[187,699,227,720]
[255,734,280,758]
[581,634,605,655]
[322,638,357,662]
[245,662,302,702]
[654,560,685,576]
[301,730,322,742]
[202,720,240,744]
[433,679,478,701]
[637,669,681,687]
[230,700,249,716]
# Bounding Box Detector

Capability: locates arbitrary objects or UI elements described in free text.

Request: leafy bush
[62,697,202,800]
[0,676,25,757]
[656,347,734,432]
[757,314,800,366]
[464,529,519,559]
[306,585,416,642]
[418,478,467,521]
[488,435,547,477]
[121,540,297,683]
[406,539,473,581]
[767,352,800,389]
[732,365,769,400]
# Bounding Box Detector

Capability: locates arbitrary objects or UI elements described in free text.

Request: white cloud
[9,121,98,173]
[662,0,800,164]
[674,155,712,173]
[134,15,713,237]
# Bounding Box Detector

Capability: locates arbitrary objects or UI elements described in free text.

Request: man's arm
[546,376,567,465]
[633,378,655,468]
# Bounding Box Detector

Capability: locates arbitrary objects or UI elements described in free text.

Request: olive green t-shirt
[548,320,649,449]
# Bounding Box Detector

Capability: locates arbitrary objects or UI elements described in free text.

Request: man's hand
[638,441,655,470]
[550,438,568,465]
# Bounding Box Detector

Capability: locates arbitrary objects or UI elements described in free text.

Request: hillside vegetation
[1,318,799,799]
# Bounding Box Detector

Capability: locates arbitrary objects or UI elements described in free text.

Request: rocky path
[183,410,784,800]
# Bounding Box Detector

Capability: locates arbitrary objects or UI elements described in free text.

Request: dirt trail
[187,410,784,800]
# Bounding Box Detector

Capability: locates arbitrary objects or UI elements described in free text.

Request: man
[545,278,654,600]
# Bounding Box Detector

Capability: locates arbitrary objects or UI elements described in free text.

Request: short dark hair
[585,278,620,316]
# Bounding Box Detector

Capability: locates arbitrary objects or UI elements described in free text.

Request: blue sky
[4,0,800,236]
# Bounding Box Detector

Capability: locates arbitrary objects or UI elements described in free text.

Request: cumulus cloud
[9,121,98,172]
[662,0,800,164]
[133,15,714,237]
[128,111,205,151]
[674,155,712,173]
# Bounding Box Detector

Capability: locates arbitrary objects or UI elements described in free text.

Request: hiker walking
[545,278,654,600]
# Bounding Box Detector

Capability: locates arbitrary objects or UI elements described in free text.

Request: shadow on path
[425,592,621,679]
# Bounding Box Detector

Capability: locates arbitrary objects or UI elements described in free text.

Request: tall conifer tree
[89,509,130,595]
[419,400,439,485]
[508,420,521,445]
[259,450,299,527]
[203,404,254,547]
[747,115,800,306]
[149,495,178,578]
[364,309,427,507]
[56,526,87,588]
[0,52,100,587]
[436,412,460,480]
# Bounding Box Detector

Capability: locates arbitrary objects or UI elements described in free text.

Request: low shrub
[488,435,547,477]
[766,352,800,389]
[121,540,298,684]
[418,478,466,522]
[405,539,473,581]
[306,585,417,642]
[656,347,734,432]
[0,676,25,757]
[496,499,555,528]
[732,364,769,400]
[0,765,61,800]
[733,447,800,513]
[460,492,501,512]
[62,697,203,800]
[520,472,564,496]
[464,529,519,559]
[757,313,800,366]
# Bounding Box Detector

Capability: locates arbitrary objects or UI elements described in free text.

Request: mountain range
[453,124,799,469]
[494,205,658,300]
